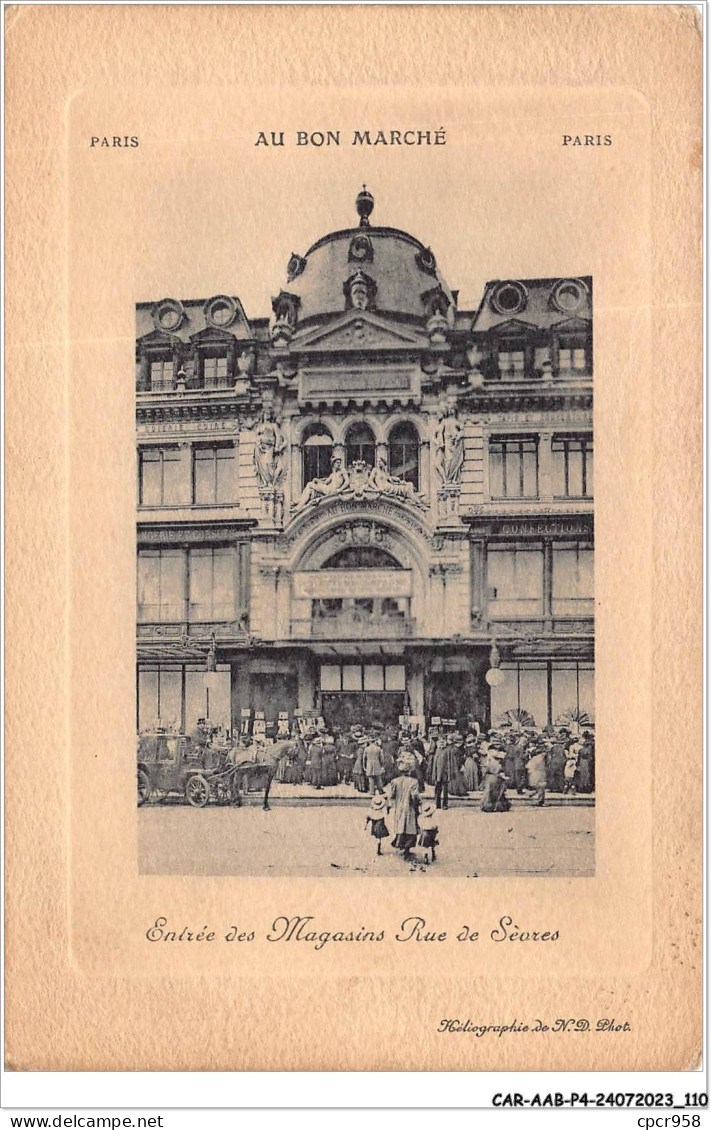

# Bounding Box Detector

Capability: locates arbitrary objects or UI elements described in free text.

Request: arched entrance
[288,509,429,731]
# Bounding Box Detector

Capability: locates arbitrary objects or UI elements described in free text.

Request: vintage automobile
[137,733,217,808]
[137,732,278,809]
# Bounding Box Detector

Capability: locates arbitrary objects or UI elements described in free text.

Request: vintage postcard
[5,5,702,1072]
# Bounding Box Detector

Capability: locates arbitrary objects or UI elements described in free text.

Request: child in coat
[365,792,390,855]
[417,800,440,863]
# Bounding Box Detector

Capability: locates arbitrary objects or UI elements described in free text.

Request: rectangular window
[137,666,182,731]
[137,550,185,621]
[185,664,231,731]
[491,662,594,730]
[552,436,593,497]
[318,663,406,693]
[487,543,544,618]
[498,349,525,377]
[551,663,595,725]
[303,441,333,488]
[363,664,385,691]
[139,447,185,506]
[384,664,406,691]
[342,664,362,691]
[193,445,236,505]
[203,355,229,387]
[320,664,341,691]
[558,342,588,374]
[489,436,538,498]
[188,548,235,622]
[552,543,594,616]
[489,662,547,730]
[149,359,174,389]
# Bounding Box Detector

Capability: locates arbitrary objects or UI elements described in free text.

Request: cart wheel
[137,769,151,807]
[186,774,210,808]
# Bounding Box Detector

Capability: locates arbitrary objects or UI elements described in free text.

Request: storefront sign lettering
[293,568,412,599]
[494,520,591,537]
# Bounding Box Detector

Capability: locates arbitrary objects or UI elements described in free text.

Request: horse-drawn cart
[137,733,279,810]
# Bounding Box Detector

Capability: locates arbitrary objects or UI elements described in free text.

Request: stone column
[231,661,250,734]
[539,430,554,502]
[297,652,317,711]
[440,564,463,636]
[429,565,447,635]
[419,436,430,502]
[408,660,425,718]
[275,569,291,641]
[543,538,554,629]
[289,428,302,508]
[258,567,281,638]
[177,442,192,506]
[470,538,486,625]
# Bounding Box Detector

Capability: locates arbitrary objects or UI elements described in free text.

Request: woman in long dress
[307,738,324,789]
[320,738,339,787]
[462,740,480,791]
[480,748,511,813]
[447,736,469,797]
[386,756,421,856]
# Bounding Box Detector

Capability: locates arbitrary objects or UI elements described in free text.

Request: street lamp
[203,634,221,718]
[484,641,505,687]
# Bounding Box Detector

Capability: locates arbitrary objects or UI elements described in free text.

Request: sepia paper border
[5,4,702,1072]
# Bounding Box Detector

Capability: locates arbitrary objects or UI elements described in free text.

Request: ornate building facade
[136,189,594,734]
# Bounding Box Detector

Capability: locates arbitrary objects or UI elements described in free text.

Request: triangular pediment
[292,310,427,352]
[549,315,592,333]
[190,326,237,345]
[136,328,180,347]
[489,318,534,337]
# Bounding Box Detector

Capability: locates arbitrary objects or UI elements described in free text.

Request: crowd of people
[272,722,595,809]
[142,716,594,864]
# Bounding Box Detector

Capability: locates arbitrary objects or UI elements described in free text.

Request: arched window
[322,547,402,569]
[388,421,420,489]
[302,424,333,488]
[345,422,375,468]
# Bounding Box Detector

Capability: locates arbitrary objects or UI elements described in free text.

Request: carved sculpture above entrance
[292,455,427,513]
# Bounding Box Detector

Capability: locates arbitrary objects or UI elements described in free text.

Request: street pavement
[138,798,595,878]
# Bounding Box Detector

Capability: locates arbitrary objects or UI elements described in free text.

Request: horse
[228,739,293,811]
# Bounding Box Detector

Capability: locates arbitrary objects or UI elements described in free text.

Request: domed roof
[281,189,454,324]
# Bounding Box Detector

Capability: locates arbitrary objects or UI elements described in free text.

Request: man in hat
[363,736,385,794]
[308,735,324,789]
[462,733,480,792]
[335,728,355,785]
[432,737,458,810]
[189,717,211,763]
[352,735,369,793]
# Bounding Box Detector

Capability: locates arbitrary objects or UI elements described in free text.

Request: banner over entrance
[293,568,413,599]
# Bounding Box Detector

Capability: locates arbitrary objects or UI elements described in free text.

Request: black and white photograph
[5,0,703,1097]
[135,186,595,878]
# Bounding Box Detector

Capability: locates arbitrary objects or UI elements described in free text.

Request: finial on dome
[356,184,374,228]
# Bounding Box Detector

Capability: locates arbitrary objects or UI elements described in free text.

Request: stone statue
[344,270,375,312]
[368,453,427,509]
[434,404,464,485]
[292,456,349,512]
[253,407,286,488]
[292,451,428,514]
